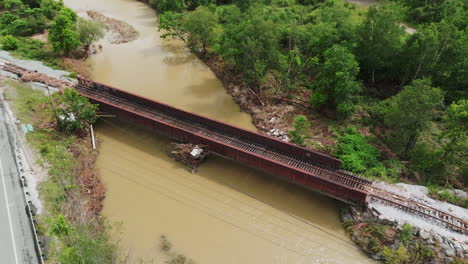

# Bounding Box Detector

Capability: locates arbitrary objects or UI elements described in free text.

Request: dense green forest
[0,0,103,66]
[154,0,467,193]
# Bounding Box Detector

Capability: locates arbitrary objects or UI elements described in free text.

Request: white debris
[267,128,290,142]
[190,147,203,158]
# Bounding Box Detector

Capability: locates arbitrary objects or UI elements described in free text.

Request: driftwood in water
[168,143,210,173]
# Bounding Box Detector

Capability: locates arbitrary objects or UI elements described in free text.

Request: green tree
[397,0,467,27]
[183,6,219,53]
[54,89,98,133]
[234,0,255,11]
[355,3,405,85]
[310,0,356,44]
[186,0,214,10]
[0,35,19,50]
[335,127,381,173]
[397,223,413,246]
[20,0,41,8]
[152,0,186,13]
[409,143,444,183]
[158,11,187,42]
[48,9,80,55]
[441,27,468,102]
[311,44,360,119]
[401,20,458,87]
[384,79,444,158]
[440,100,468,171]
[1,0,24,10]
[40,0,65,20]
[220,10,281,91]
[76,18,104,53]
[289,115,310,145]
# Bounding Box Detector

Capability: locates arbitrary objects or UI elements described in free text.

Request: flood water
[64,0,374,263]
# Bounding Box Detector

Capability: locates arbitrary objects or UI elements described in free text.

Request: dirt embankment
[2,62,71,88]
[87,10,139,44]
[69,137,105,217]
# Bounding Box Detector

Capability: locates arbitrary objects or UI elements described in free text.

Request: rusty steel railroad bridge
[75,77,468,234]
[0,60,466,235]
[73,77,468,235]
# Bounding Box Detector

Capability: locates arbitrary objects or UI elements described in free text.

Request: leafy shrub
[439,190,456,203]
[382,245,410,264]
[0,6,48,36]
[152,0,186,13]
[398,223,413,245]
[9,37,60,67]
[367,237,382,254]
[68,72,78,78]
[310,91,327,109]
[53,89,98,133]
[1,35,19,50]
[289,115,310,145]
[364,224,388,241]
[409,143,445,184]
[335,127,381,174]
[49,214,70,237]
[412,243,434,263]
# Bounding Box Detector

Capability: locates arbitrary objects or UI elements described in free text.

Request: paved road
[0,100,38,264]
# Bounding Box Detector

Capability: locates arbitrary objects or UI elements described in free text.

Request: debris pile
[87,11,138,44]
[1,62,70,88]
[169,143,210,173]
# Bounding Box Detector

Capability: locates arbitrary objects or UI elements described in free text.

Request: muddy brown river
[64,0,374,263]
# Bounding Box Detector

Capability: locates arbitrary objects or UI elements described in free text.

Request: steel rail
[367,187,468,234]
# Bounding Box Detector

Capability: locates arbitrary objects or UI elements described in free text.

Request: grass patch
[342,1,368,25]
[0,35,62,68]
[3,79,48,123]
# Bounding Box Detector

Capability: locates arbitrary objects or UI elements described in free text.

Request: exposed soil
[60,57,91,77]
[87,10,139,44]
[69,136,105,217]
[29,102,105,218]
[30,31,48,43]
[2,62,71,88]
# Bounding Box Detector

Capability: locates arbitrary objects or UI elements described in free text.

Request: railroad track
[77,83,468,235]
[367,186,468,234]
[76,84,372,191]
[2,62,466,235]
